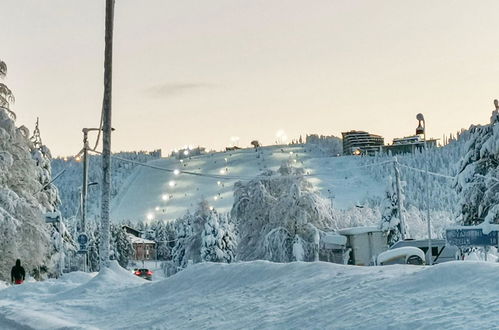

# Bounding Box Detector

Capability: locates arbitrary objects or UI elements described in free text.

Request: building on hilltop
[381,135,438,155]
[341,130,384,156]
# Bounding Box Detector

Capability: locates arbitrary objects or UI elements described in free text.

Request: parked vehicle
[376,247,425,265]
[134,268,153,280]
[390,239,460,264]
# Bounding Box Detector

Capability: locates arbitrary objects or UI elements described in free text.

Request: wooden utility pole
[100,0,115,269]
[393,157,406,240]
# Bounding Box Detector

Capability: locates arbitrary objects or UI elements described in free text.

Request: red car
[133,268,153,281]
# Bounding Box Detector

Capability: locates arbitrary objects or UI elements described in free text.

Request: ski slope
[110,145,385,223]
[0,260,498,329]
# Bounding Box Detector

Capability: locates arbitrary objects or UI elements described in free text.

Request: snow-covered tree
[232,162,336,262]
[111,224,134,268]
[0,62,63,280]
[0,59,16,119]
[168,201,236,275]
[201,211,236,263]
[379,175,405,246]
[456,102,499,226]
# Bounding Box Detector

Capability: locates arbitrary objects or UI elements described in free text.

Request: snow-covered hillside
[110,145,386,223]
[0,260,497,329]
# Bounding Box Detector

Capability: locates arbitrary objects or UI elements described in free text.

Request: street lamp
[416,113,433,265]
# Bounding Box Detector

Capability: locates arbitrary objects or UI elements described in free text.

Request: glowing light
[217,181,221,186]
[209,206,214,211]
[293,159,297,163]
[173,169,180,175]
[180,159,184,163]
[75,156,81,162]
[183,150,189,156]
[224,158,228,162]
[229,136,240,146]
[146,213,154,221]
[275,129,288,144]
[219,169,226,175]
[214,196,218,201]
[162,194,169,201]
[155,206,160,211]
[169,180,175,187]
[289,151,293,155]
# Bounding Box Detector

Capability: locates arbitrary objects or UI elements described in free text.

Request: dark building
[342,131,384,156]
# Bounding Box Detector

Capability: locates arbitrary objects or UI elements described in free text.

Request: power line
[398,163,455,180]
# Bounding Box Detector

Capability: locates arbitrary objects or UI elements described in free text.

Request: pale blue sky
[3,0,499,156]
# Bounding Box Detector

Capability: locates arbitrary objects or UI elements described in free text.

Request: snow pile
[1,261,498,329]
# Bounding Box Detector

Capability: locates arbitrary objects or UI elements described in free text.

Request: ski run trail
[0,260,498,329]
[110,145,384,223]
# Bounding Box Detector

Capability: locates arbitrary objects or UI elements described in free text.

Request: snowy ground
[0,260,498,329]
[111,145,384,223]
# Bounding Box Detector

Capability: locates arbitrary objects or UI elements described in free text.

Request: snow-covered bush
[232,162,336,262]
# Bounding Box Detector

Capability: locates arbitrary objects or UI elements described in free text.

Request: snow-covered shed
[338,226,388,266]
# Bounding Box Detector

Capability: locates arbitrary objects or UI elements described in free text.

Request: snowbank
[0,261,498,329]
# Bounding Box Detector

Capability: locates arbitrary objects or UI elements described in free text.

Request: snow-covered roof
[338,226,381,236]
[321,233,347,246]
[127,234,156,245]
[377,247,425,265]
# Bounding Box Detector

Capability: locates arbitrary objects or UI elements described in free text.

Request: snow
[321,232,347,246]
[376,247,425,265]
[1,261,498,329]
[110,146,385,223]
[338,226,381,235]
[127,234,155,245]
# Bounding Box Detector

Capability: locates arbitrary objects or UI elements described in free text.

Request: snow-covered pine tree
[201,211,236,263]
[171,211,194,270]
[232,162,336,262]
[111,224,134,268]
[455,101,499,226]
[87,225,100,272]
[152,220,175,260]
[379,175,405,246]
